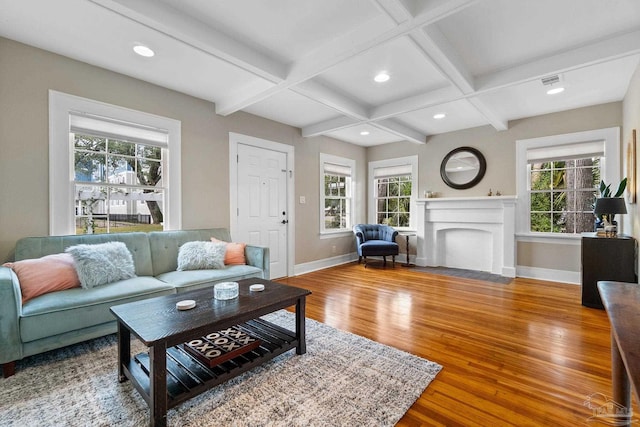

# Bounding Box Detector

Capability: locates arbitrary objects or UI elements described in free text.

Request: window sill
[320,230,353,239]
[516,233,582,245]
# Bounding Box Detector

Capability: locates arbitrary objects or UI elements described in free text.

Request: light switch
[299,196,306,204]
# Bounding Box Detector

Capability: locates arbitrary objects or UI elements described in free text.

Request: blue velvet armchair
[353,224,399,267]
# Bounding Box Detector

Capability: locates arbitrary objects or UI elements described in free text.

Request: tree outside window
[376,175,411,227]
[529,157,600,233]
[74,134,165,234]
[323,174,350,230]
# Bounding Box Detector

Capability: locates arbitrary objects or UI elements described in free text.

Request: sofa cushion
[15,232,154,277]
[3,253,81,304]
[19,276,175,343]
[177,241,226,271]
[66,242,137,288]
[156,265,263,293]
[359,240,399,256]
[211,237,247,265]
[148,229,233,276]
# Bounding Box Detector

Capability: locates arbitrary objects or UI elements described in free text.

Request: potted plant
[594,178,627,233]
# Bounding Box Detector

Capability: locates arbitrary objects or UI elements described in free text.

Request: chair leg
[363,256,367,268]
[358,256,362,264]
[383,256,387,266]
[392,255,395,267]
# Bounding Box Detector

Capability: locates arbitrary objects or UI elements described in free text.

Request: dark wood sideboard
[581,233,636,309]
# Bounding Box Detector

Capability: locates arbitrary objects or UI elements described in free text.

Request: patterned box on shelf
[182,326,261,367]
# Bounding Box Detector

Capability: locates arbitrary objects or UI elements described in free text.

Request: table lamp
[594,197,627,236]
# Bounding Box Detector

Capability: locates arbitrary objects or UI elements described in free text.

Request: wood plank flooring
[279,262,639,426]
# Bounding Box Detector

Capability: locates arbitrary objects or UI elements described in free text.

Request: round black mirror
[440,147,486,190]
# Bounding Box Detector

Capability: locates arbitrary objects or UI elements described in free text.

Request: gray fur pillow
[177,241,226,271]
[65,241,136,288]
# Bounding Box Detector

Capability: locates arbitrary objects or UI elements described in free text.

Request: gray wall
[0,37,366,264]
[368,102,623,274]
[1,35,632,277]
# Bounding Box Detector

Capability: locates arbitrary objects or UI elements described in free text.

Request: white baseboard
[516,265,580,285]
[293,253,359,276]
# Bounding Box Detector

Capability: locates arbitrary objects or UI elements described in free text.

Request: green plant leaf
[613,177,627,197]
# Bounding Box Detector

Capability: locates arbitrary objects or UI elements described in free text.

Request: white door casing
[229,133,294,279]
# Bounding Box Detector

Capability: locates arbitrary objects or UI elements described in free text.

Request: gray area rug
[0,310,441,426]
[412,266,513,284]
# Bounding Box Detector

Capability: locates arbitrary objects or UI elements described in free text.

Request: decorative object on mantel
[594,178,627,237]
[487,188,492,196]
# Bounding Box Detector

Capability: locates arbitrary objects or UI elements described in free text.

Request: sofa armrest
[0,266,23,364]
[245,245,270,279]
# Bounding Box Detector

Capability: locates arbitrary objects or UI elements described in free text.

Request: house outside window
[49,91,181,235]
[368,156,418,230]
[320,154,354,234]
[516,127,620,239]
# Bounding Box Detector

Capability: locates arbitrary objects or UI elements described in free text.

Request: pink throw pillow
[210,238,247,265]
[3,253,81,304]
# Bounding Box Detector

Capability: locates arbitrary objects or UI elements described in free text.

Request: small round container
[249,284,265,292]
[214,282,239,300]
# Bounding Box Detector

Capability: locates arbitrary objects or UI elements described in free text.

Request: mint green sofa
[0,228,269,378]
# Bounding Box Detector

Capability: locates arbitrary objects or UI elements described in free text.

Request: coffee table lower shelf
[122,318,298,409]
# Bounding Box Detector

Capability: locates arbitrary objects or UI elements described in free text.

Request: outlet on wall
[299,196,306,204]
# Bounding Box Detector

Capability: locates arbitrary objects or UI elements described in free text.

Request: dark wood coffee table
[110,278,311,427]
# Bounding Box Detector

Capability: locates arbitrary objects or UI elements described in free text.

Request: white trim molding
[516,265,580,285]
[229,132,295,278]
[48,90,181,235]
[294,252,358,276]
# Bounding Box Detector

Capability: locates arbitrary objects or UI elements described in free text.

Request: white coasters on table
[249,284,265,292]
[176,300,196,310]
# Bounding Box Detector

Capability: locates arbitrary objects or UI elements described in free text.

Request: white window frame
[49,90,182,235]
[320,153,355,237]
[368,155,418,230]
[516,127,620,243]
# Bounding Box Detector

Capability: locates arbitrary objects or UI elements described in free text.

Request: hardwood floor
[279,262,639,426]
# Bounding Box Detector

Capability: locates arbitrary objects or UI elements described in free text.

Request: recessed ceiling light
[433,113,446,120]
[374,72,390,83]
[360,131,370,136]
[546,87,565,95]
[133,44,155,57]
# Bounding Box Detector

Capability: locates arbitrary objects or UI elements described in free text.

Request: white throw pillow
[177,241,226,271]
[66,241,136,288]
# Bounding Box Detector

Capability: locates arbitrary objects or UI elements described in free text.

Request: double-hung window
[368,156,418,229]
[516,127,620,237]
[49,91,181,235]
[320,154,354,234]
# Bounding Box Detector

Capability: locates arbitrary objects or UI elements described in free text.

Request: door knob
[281,220,288,224]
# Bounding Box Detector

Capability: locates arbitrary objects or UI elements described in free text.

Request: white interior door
[236,143,289,279]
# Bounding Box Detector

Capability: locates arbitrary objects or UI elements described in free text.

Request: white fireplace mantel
[415,196,516,277]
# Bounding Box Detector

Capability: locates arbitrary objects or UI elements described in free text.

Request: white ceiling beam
[375,0,509,131]
[371,85,462,120]
[475,29,640,93]
[467,98,508,131]
[90,0,287,83]
[217,0,480,116]
[302,116,362,138]
[293,81,370,121]
[373,119,427,144]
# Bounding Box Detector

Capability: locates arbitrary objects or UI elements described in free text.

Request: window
[529,158,600,233]
[320,154,354,234]
[368,156,418,229]
[49,91,181,235]
[516,128,620,238]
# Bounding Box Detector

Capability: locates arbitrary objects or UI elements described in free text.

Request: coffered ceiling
[1,0,639,146]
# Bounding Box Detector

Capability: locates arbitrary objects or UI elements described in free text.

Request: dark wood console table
[597,281,640,427]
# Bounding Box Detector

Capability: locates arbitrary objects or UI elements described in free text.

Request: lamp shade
[594,197,627,215]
